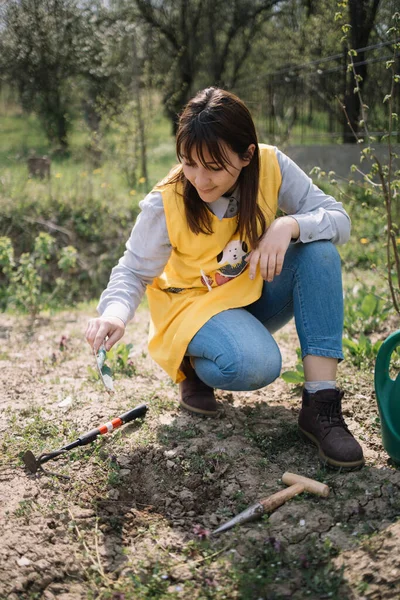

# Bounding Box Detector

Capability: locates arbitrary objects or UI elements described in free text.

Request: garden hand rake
[22,403,148,474]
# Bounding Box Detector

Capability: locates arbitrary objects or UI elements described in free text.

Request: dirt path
[0,306,399,600]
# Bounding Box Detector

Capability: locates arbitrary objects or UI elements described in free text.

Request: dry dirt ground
[0,305,399,600]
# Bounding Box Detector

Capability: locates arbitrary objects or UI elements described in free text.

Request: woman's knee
[209,345,282,391]
[298,240,340,266]
[189,308,282,391]
[241,351,282,390]
[285,241,342,285]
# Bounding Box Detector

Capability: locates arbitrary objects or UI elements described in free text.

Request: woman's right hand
[85,316,126,353]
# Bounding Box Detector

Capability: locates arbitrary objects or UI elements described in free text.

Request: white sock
[304,380,336,393]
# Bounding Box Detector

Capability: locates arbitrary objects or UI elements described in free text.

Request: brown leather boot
[179,358,218,417]
[298,388,364,469]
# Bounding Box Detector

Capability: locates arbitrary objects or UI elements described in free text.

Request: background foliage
[0,0,399,348]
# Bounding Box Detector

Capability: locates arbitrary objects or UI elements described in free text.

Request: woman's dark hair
[168,87,267,249]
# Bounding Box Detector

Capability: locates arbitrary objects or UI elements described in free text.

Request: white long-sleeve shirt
[98,147,351,324]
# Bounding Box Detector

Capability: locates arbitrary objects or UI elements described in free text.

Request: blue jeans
[187,241,344,391]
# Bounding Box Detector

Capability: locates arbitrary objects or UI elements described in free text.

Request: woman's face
[181,143,253,204]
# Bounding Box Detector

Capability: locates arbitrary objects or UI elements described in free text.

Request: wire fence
[233,39,400,145]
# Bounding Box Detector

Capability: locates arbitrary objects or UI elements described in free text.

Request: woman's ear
[242,144,256,164]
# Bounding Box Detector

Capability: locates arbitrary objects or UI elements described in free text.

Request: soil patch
[0,307,399,599]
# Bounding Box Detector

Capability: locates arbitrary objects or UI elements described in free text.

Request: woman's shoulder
[150,165,184,216]
[139,190,164,211]
[258,143,278,156]
[258,144,281,170]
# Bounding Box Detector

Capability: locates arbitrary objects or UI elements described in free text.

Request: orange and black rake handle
[22,403,148,474]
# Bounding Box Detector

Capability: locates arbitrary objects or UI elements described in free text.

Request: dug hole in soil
[0,306,400,600]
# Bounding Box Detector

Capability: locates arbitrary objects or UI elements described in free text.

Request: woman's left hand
[246,216,300,282]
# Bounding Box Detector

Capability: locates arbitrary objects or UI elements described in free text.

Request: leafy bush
[342,11,400,313]
[0,232,78,317]
[0,172,139,302]
[342,283,394,368]
[340,188,388,270]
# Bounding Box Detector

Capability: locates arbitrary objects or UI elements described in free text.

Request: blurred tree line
[0,0,398,152]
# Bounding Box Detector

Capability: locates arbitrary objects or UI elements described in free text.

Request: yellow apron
[146,144,282,382]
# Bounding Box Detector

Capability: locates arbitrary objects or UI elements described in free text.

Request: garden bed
[1,300,399,600]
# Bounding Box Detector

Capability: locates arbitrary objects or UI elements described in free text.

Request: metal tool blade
[95,347,114,393]
[22,450,40,474]
[211,502,265,535]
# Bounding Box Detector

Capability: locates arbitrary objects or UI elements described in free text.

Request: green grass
[0,112,49,164]
[0,95,176,195]
[0,100,178,305]
[1,96,398,319]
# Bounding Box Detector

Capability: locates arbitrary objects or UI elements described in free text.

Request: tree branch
[135,0,180,51]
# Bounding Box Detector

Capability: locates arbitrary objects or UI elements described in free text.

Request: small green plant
[357,580,370,594]
[281,347,305,386]
[107,460,122,487]
[124,565,171,598]
[344,284,392,337]
[342,283,391,367]
[235,538,286,596]
[14,499,35,523]
[343,334,382,368]
[0,232,78,318]
[299,537,343,598]
[87,343,136,388]
[107,342,136,377]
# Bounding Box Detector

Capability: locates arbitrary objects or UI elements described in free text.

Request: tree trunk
[132,37,148,184]
[165,54,193,135]
[57,114,69,152]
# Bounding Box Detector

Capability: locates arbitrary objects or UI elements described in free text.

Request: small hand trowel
[22,404,148,474]
[95,346,114,393]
